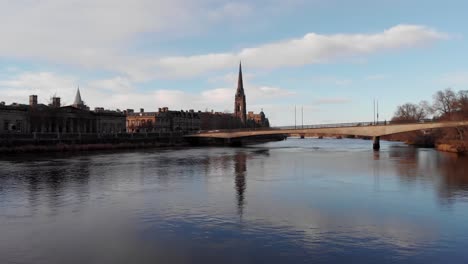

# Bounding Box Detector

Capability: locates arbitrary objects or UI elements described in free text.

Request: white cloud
[0,72,77,104]
[0,71,295,120]
[0,0,256,80]
[0,2,448,82]
[88,77,135,93]
[155,24,447,78]
[207,2,253,21]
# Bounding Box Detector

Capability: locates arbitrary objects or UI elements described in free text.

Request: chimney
[29,95,38,107]
[52,97,61,108]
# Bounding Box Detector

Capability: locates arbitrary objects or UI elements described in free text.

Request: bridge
[187,120,468,150]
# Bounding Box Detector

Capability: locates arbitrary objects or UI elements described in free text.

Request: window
[16,120,22,132]
[4,120,10,131]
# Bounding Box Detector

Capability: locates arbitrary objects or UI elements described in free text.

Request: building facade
[126,107,200,133]
[0,103,30,133]
[247,111,269,128]
[0,90,126,134]
[199,111,243,130]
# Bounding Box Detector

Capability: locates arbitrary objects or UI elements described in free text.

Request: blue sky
[1,0,467,125]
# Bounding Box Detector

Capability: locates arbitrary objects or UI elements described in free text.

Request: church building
[199,63,269,130]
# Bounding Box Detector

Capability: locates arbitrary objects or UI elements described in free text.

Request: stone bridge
[187,121,468,150]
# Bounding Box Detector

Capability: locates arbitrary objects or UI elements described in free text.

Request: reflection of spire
[234,151,247,219]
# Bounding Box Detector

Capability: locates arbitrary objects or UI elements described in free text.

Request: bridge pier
[373,136,380,151]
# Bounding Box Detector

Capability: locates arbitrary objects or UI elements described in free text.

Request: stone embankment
[0,132,186,153]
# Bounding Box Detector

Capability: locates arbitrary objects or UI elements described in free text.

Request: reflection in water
[1,140,468,264]
[234,151,247,218]
[388,145,468,202]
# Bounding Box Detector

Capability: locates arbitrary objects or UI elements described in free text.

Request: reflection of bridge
[187,121,468,150]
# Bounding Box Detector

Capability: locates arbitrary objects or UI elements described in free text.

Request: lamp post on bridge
[377,99,379,125]
[294,105,297,129]
[373,99,375,125]
[373,99,380,125]
[302,106,304,129]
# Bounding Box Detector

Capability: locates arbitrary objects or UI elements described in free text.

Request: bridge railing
[196,119,437,134]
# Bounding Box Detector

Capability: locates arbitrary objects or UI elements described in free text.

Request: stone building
[199,111,243,130]
[126,109,159,133]
[0,103,30,133]
[247,110,269,128]
[126,107,200,133]
[0,89,126,134]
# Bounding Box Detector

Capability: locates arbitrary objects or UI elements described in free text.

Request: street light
[295,105,297,129]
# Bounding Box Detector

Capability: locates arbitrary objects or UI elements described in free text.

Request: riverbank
[0,132,187,153]
[435,141,468,154]
[0,132,287,153]
[0,141,190,154]
[383,132,468,154]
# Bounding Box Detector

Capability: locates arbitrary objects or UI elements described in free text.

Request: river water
[1,138,468,264]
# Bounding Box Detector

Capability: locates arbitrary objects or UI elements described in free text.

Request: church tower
[234,62,247,125]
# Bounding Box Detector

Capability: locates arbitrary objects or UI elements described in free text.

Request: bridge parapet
[194,120,438,135]
[188,120,468,142]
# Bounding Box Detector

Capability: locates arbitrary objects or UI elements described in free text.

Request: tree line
[392,88,468,123]
[389,88,468,148]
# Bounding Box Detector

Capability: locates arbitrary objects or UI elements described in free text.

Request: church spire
[73,86,83,106]
[236,62,244,96]
[234,62,247,126]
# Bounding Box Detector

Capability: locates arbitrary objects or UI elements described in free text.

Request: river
[1,138,468,264]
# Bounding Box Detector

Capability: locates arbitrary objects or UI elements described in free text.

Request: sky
[0,0,467,126]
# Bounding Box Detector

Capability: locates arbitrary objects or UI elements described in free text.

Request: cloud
[0,72,77,104]
[155,24,447,78]
[0,3,448,82]
[0,71,295,117]
[88,77,135,93]
[0,0,256,81]
[207,2,253,21]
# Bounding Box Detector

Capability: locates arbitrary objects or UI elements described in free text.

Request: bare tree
[432,88,458,118]
[458,90,468,115]
[392,102,429,123]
